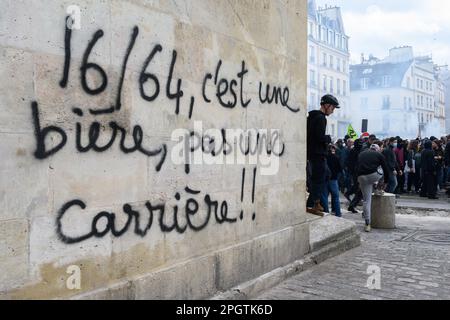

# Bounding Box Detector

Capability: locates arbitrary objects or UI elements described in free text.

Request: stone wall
[0,0,308,299]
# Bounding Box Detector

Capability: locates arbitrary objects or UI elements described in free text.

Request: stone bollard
[370,193,396,229]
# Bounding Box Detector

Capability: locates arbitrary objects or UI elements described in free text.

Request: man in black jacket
[382,137,399,193]
[420,140,438,199]
[306,94,340,216]
[357,144,390,232]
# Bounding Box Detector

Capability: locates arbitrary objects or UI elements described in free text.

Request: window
[330,77,334,93]
[417,95,420,106]
[361,78,369,90]
[343,80,347,96]
[321,27,326,41]
[309,93,316,109]
[309,70,316,87]
[361,97,368,108]
[420,80,423,89]
[309,45,315,63]
[404,97,407,109]
[308,22,314,37]
[382,75,391,87]
[337,79,341,95]
[382,114,390,133]
[343,61,347,73]
[417,79,420,88]
[421,96,424,106]
[329,56,334,69]
[323,75,327,91]
[322,53,327,66]
[329,30,333,45]
[382,96,391,109]
[409,98,412,110]
[426,97,429,108]
[337,58,341,72]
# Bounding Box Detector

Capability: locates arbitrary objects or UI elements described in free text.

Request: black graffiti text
[32,102,167,171]
[56,186,238,244]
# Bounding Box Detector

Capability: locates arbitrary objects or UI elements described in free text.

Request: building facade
[434,70,446,136]
[438,68,450,134]
[414,55,438,137]
[350,46,446,139]
[307,0,351,139]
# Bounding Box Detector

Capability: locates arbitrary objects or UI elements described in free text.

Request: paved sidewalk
[340,192,449,211]
[256,213,450,300]
[396,194,450,211]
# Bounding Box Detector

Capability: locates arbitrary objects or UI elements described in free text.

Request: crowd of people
[307,94,450,232]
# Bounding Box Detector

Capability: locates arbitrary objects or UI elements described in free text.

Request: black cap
[320,94,340,108]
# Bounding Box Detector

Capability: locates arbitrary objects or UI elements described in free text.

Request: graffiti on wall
[29,17,300,243]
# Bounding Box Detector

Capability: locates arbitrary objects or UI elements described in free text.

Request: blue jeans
[344,169,353,193]
[386,173,398,194]
[437,167,444,189]
[327,180,341,217]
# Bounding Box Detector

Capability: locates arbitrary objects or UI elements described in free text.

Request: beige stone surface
[0,0,308,298]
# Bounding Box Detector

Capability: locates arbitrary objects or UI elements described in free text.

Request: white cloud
[316,0,450,65]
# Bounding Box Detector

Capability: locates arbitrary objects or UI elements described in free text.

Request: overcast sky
[315,0,450,66]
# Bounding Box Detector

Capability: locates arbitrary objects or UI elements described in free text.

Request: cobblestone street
[256,196,450,300]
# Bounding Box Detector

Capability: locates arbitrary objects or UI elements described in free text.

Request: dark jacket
[382,146,399,172]
[307,110,331,160]
[446,142,450,166]
[434,147,444,170]
[346,140,363,175]
[327,153,342,181]
[414,151,422,172]
[340,147,351,169]
[421,141,437,174]
[357,150,390,183]
[406,149,414,169]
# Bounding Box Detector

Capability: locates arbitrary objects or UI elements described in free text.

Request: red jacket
[394,147,405,169]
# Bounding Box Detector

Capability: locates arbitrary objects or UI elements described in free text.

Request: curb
[211,231,361,300]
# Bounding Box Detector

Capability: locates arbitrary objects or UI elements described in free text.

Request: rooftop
[350,61,413,90]
[308,0,346,35]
